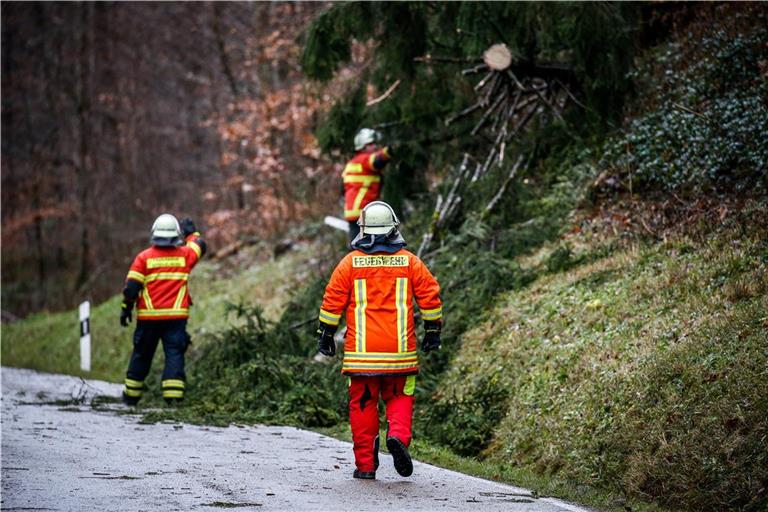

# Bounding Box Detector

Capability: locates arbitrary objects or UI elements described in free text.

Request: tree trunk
[75,3,95,290]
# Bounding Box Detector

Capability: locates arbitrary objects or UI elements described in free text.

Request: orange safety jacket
[342,147,391,221]
[125,233,204,321]
[318,248,442,375]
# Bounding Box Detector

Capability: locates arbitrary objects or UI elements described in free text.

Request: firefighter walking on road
[120,214,206,405]
[342,128,393,243]
[316,201,443,479]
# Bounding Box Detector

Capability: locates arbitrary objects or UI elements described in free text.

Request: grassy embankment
[1,241,319,382]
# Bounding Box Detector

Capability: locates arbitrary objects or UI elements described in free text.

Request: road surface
[1,367,592,511]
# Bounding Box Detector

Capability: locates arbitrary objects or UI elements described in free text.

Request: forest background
[3,3,767,512]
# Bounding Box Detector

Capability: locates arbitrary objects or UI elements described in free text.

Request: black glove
[317,322,338,357]
[179,218,197,238]
[422,320,441,353]
[120,301,133,327]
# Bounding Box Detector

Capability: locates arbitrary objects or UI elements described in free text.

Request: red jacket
[342,147,391,221]
[125,234,204,320]
[319,248,442,375]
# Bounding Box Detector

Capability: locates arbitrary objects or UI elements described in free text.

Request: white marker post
[79,301,91,372]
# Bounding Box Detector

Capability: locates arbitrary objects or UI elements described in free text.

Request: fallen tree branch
[366,79,401,107]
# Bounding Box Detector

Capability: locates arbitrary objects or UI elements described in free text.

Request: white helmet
[354,128,381,151]
[150,213,181,246]
[358,201,399,235]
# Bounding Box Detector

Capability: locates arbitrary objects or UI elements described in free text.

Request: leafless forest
[2,2,339,317]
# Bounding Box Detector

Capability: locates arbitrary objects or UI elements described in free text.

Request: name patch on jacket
[352,255,409,268]
[146,257,186,269]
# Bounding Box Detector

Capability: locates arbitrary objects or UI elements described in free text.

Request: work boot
[353,469,376,480]
[122,392,139,407]
[373,436,380,471]
[386,437,413,477]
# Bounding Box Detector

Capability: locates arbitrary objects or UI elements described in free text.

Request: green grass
[426,225,768,511]
[1,242,320,382]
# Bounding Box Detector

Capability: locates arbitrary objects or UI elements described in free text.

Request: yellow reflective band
[352,255,409,268]
[187,240,202,258]
[343,175,381,184]
[396,277,408,353]
[127,270,146,284]
[144,272,189,283]
[124,378,144,389]
[343,163,363,175]
[173,285,187,310]
[319,308,341,326]
[146,256,186,269]
[162,379,185,389]
[420,306,443,321]
[162,390,184,398]
[124,388,143,397]
[343,362,419,370]
[136,308,189,316]
[344,351,417,360]
[368,153,377,167]
[141,288,154,310]
[345,208,362,219]
[404,375,416,396]
[354,279,367,353]
[352,184,369,213]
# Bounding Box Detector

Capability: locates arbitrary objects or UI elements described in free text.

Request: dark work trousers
[348,220,361,244]
[126,319,189,384]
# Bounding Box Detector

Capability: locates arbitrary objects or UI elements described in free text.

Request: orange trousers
[348,375,415,472]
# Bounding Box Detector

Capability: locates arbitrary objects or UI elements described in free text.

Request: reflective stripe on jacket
[125,233,204,320]
[319,248,442,375]
[342,148,390,221]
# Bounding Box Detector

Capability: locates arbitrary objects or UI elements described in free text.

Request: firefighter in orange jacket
[317,201,442,479]
[342,128,392,242]
[120,214,206,406]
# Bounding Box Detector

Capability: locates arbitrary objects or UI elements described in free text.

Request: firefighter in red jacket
[120,214,206,405]
[342,128,392,242]
[317,201,442,479]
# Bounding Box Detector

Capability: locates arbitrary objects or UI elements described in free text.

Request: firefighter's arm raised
[411,255,443,352]
[121,256,146,327]
[317,256,352,356]
[180,217,207,264]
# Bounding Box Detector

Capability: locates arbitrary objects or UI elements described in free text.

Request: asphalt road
[1,367,592,512]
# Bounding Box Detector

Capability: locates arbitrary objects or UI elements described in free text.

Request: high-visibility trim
[396,277,408,353]
[141,288,154,310]
[420,306,443,321]
[342,175,381,184]
[345,208,362,219]
[354,279,367,353]
[124,378,144,389]
[127,270,146,284]
[352,185,369,215]
[344,351,417,360]
[319,308,341,326]
[146,256,186,269]
[351,255,409,268]
[187,240,202,258]
[342,361,419,371]
[343,162,363,175]
[144,272,189,283]
[404,375,416,396]
[162,390,184,398]
[173,285,187,310]
[124,388,143,397]
[162,379,185,389]
[368,153,378,168]
[136,308,189,317]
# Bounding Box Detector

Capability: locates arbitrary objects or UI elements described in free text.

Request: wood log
[483,44,513,71]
